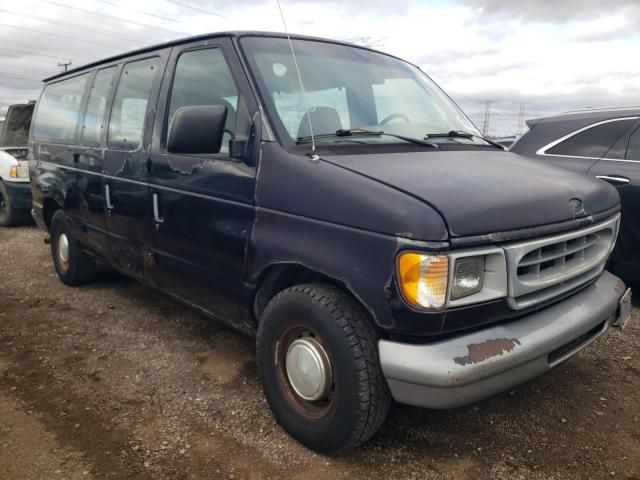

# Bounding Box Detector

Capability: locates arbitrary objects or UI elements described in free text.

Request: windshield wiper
[424,130,505,149]
[297,128,438,149]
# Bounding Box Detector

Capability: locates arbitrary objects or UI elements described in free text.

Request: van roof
[43,31,384,83]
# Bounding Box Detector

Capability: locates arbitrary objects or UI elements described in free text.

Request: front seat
[298,106,343,138]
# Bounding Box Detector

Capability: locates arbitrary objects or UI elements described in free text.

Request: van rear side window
[82,67,116,146]
[108,58,159,150]
[32,74,90,143]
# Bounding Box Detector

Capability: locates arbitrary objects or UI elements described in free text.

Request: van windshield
[240,36,483,149]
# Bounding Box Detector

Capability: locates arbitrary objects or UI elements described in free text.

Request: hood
[0,103,34,148]
[322,150,620,239]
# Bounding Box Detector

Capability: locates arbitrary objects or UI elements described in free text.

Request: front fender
[248,207,447,333]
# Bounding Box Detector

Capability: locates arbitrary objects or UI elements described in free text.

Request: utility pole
[482,101,492,137]
[516,102,527,135]
[58,60,72,72]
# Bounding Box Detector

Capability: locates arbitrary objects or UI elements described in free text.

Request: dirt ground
[1,225,639,480]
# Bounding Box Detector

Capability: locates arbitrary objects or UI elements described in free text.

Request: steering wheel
[379,113,410,126]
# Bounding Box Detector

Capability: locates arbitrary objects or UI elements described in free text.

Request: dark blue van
[29,32,631,453]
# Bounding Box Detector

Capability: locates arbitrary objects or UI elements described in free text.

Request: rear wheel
[0,181,21,227]
[50,210,96,286]
[257,283,390,454]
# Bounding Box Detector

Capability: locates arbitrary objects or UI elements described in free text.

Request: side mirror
[167,105,227,154]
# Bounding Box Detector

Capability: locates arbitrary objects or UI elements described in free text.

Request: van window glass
[546,119,634,158]
[82,67,116,146]
[373,78,447,127]
[626,127,640,160]
[273,87,349,139]
[32,74,90,143]
[240,37,481,147]
[108,57,159,150]
[167,48,239,155]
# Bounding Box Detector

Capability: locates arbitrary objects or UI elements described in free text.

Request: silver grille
[503,214,619,309]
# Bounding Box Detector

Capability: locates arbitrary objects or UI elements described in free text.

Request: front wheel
[257,284,390,454]
[50,210,96,286]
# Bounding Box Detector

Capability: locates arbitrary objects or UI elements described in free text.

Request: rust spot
[454,338,521,366]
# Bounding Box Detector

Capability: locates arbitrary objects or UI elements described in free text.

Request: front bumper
[379,270,625,409]
[3,180,32,210]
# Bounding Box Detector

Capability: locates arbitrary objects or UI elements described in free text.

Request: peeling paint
[168,156,206,175]
[454,338,521,366]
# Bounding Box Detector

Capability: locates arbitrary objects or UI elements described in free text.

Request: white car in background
[0,102,34,226]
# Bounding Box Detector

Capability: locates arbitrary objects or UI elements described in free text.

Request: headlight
[9,165,29,178]
[397,252,449,309]
[451,256,485,300]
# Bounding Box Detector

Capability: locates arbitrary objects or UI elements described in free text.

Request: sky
[0,0,638,136]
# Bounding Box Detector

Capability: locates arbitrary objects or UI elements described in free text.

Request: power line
[162,0,230,20]
[93,0,183,25]
[0,21,127,50]
[0,45,86,63]
[0,38,93,61]
[41,0,189,36]
[0,71,43,82]
[0,8,154,44]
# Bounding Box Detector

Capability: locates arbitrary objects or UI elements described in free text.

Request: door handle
[153,193,164,224]
[596,175,630,185]
[105,184,114,210]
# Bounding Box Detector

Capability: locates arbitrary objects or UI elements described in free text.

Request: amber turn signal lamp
[397,253,449,309]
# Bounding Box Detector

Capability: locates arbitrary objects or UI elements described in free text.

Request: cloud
[568,16,637,42]
[0,0,637,136]
[462,0,640,23]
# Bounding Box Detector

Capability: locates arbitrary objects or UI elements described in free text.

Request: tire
[50,210,96,286]
[0,181,21,227]
[257,283,391,454]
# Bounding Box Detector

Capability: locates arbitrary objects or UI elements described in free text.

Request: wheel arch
[252,262,379,331]
[42,196,63,230]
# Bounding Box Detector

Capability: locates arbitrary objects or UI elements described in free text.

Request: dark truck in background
[510,107,640,283]
[28,32,632,453]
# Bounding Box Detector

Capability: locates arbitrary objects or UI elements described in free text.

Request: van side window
[32,74,90,143]
[167,48,239,155]
[82,67,116,146]
[626,127,640,160]
[546,119,634,158]
[108,58,160,150]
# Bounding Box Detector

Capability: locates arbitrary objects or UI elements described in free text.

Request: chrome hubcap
[58,233,70,264]
[285,337,332,402]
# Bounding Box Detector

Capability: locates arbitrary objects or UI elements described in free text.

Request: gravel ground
[1,224,639,480]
